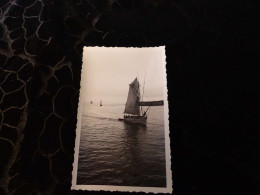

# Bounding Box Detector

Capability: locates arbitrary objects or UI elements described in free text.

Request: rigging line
[141,66,147,102]
[141,67,147,115]
[137,70,141,115]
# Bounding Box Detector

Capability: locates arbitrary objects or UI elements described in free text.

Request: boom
[138,100,164,106]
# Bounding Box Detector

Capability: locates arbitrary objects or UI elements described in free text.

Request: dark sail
[124,78,140,115]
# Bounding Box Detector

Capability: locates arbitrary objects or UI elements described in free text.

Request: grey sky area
[80,47,165,105]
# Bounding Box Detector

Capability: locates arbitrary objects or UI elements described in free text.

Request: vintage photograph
[72,47,172,193]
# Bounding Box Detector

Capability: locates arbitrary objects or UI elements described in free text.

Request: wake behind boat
[119,78,164,125]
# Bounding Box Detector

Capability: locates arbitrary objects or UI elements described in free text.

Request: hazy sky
[80,47,166,105]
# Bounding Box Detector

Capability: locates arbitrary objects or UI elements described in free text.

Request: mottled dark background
[0,0,259,194]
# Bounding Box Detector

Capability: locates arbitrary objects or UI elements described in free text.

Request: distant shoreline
[84,102,125,106]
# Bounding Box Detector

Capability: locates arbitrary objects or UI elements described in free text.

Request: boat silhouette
[118,77,163,125]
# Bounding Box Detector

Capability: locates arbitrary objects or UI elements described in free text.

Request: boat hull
[124,116,147,125]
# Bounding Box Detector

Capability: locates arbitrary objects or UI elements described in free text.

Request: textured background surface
[0,0,259,194]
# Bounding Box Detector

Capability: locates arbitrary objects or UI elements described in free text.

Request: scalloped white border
[71,46,172,193]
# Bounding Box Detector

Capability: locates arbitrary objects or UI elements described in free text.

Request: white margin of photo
[71,46,172,193]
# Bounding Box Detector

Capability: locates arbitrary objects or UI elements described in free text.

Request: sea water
[77,103,166,187]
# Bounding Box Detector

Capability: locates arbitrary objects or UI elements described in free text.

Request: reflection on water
[77,104,166,187]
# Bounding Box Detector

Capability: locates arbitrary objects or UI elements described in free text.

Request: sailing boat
[119,77,164,125]
[100,100,102,107]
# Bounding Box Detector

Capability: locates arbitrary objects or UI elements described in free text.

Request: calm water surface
[77,104,166,187]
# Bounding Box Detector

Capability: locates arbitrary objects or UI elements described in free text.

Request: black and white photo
[72,46,172,193]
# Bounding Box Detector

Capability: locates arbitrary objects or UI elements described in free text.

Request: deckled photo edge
[71,46,172,194]
[71,46,87,188]
[161,46,173,193]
